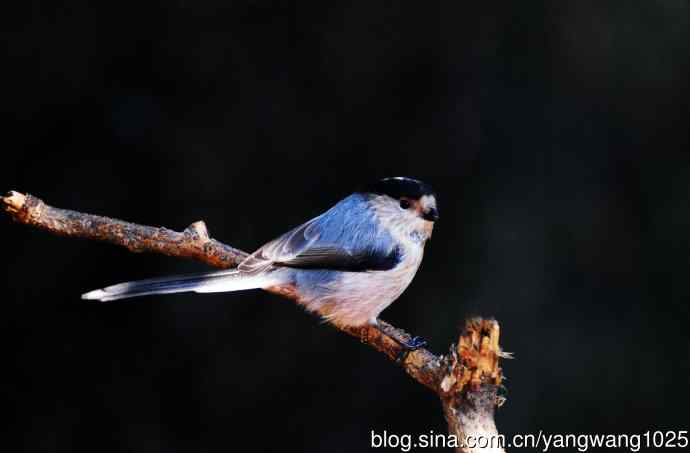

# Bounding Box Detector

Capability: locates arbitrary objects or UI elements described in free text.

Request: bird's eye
[399,199,411,209]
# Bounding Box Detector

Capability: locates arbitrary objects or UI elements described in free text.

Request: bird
[82,177,439,349]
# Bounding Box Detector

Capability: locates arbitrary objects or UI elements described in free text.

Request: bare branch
[3,190,509,452]
[2,191,248,268]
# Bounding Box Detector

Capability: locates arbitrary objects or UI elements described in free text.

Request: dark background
[4,1,689,452]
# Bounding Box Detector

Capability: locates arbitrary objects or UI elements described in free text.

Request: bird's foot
[395,336,428,363]
[400,335,427,350]
[369,320,427,363]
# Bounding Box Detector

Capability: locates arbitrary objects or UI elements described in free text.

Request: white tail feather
[81,269,277,302]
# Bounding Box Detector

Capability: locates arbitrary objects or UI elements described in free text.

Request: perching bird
[82,177,439,348]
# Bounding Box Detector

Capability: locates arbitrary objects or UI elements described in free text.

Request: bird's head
[363,177,439,241]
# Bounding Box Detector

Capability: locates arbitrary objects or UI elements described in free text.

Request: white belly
[298,246,424,327]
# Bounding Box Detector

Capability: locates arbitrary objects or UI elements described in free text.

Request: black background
[4,2,690,452]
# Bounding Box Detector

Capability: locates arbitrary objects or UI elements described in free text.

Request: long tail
[81,269,277,302]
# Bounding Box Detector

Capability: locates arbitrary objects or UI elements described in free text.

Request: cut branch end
[440,318,509,452]
[2,190,27,214]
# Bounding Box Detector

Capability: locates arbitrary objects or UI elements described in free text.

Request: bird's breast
[289,242,425,327]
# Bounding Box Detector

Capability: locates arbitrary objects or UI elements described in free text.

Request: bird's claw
[402,336,427,350]
[395,336,427,363]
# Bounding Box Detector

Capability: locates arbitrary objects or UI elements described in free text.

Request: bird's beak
[422,207,439,222]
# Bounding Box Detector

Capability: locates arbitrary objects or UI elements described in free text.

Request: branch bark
[3,190,509,452]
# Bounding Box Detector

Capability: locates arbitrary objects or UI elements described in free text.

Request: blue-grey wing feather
[238,194,401,273]
[238,214,323,273]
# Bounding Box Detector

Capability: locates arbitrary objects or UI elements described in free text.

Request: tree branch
[3,190,509,452]
[2,191,248,268]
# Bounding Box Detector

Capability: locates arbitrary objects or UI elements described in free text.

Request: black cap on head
[364,177,436,200]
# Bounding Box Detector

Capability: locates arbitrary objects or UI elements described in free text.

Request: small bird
[83,177,439,349]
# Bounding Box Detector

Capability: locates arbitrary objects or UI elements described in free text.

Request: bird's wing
[238,194,401,273]
[238,214,324,274]
[271,244,401,271]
